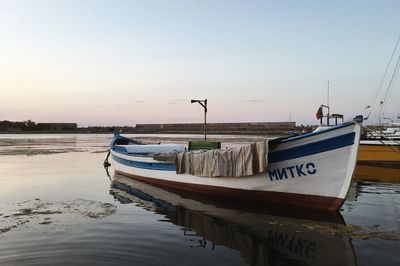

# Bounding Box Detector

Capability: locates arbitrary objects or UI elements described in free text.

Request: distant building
[37,123,78,131]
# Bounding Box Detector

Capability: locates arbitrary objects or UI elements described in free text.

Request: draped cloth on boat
[176,140,268,177]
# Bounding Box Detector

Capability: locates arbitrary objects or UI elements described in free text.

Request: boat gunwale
[110,128,358,165]
[279,121,355,143]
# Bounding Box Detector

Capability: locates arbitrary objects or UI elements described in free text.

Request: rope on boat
[103,149,111,179]
[103,149,111,168]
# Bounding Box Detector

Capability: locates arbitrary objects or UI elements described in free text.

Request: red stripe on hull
[115,170,344,211]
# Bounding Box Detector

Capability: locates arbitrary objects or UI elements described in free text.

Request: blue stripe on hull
[281,122,354,143]
[112,155,176,171]
[268,132,355,163]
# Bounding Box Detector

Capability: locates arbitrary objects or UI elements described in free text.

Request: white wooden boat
[109,119,362,210]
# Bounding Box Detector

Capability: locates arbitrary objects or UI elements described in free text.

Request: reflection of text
[267,229,317,258]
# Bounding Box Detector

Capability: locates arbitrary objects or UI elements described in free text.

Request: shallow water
[0,134,399,265]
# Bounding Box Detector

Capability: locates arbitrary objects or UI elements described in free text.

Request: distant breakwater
[128,122,312,136]
[1,121,315,135]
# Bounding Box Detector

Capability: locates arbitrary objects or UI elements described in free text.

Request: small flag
[316,106,323,120]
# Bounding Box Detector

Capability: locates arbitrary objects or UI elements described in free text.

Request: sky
[1,0,400,127]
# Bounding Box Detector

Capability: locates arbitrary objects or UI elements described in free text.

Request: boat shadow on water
[109,173,357,266]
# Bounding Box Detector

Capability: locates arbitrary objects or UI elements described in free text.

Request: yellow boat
[355,140,400,182]
[358,140,400,163]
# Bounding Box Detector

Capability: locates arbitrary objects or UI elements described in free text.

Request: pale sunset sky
[1,0,399,126]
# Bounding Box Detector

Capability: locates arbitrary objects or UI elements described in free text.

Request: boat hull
[114,169,344,210]
[358,140,400,164]
[110,121,361,210]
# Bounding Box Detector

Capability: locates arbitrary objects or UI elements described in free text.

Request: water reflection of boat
[110,173,356,266]
[354,161,400,182]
